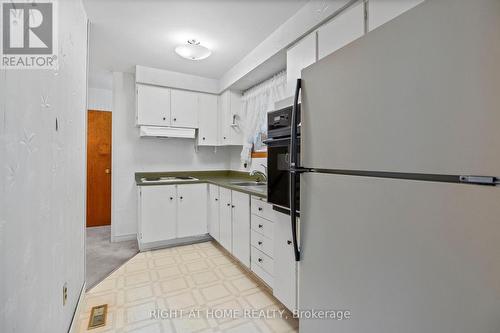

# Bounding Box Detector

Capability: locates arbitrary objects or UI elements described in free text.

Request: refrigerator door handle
[290,78,301,261]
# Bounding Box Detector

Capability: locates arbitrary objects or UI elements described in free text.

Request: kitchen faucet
[250,168,267,183]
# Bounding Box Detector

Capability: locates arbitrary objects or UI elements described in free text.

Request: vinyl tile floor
[77,241,298,333]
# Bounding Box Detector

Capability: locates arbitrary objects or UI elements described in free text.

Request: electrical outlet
[63,282,68,306]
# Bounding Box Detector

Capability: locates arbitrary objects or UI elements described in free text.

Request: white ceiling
[84,0,307,87]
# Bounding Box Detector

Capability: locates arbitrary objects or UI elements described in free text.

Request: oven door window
[268,144,292,209]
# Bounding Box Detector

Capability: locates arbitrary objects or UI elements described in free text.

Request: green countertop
[135,170,267,199]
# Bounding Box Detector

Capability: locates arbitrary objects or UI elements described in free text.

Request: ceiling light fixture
[174,39,212,60]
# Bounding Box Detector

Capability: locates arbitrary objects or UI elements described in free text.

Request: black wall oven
[265,105,300,212]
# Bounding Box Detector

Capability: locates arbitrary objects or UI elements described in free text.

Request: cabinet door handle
[227,203,231,207]
[258,241,262,245]
[258,224,263,228]
[258,258,263,263]
[169,197,173,200]
[202,137,206,140]
[215,198,218,201]
[231,205,235,208]
[173,118,177,122]
[162,117,166,121]
[287,240,292,245]
[258,207,263,211]
[179,196,183,200]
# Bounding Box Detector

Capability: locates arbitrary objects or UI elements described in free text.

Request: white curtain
[240,71,287,164]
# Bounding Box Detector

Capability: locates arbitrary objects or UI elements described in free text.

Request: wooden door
[86,110,112,227]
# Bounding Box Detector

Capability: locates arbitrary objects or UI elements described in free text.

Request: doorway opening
[85,109,138,289]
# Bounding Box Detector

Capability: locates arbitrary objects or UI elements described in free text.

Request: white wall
[112,72,232,239]
[136,65,219,94]
[220,0,352,91]
[229,146,267,173]
[88,87,112,111]
[0,1,88,332]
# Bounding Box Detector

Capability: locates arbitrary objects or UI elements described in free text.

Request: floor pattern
[86,226,139,290]
[77,241,298,333]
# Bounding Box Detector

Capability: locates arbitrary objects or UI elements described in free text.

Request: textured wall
[88,87,112,111]
[0,1,88,332]
[111,72,232,239]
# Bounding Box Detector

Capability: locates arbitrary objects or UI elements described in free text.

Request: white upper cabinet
[318,1,365,60]
[139,185,177,243]
[136,84,171,126]
[368,0,424,31]
[171,89,199,128]
[231,191,250,268]
[198,93,219,146]
[218,90,244,146]
[286,32,317,96]
[177,184,208,238]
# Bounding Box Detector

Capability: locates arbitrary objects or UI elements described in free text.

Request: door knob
[105,168,111,174]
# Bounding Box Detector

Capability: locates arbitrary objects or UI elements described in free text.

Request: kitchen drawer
[251,246,274,276]
[251,197,279,221]
[251,262,274,289]
[251,214,274,239]
[251,230,273,258]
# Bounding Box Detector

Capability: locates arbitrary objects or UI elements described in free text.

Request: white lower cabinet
[213,186,251,268]
[139,185,177,243]
[273,212,297,311]
[218,187,233,251]
[177,184,207,238]
[138,184,208,250]
[207,184,220,241]
[250,196,298,311]
[231,191,250,267]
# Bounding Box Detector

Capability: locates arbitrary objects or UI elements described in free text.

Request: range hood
[139,126,196,139]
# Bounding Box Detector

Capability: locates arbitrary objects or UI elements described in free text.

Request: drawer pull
[258,258,263,263]
[258,241,262,245]
[258,207,263,211]
[258,224,263,228]
[215,198,218,201]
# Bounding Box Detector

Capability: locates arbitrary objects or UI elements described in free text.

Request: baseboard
[111,233,136,242]
[139,234,212,251]
[68,282,86,333]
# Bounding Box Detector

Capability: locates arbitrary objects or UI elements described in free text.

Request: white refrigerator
[291,0,500,332]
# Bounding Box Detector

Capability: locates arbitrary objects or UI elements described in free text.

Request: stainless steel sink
[230,181,267,187]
